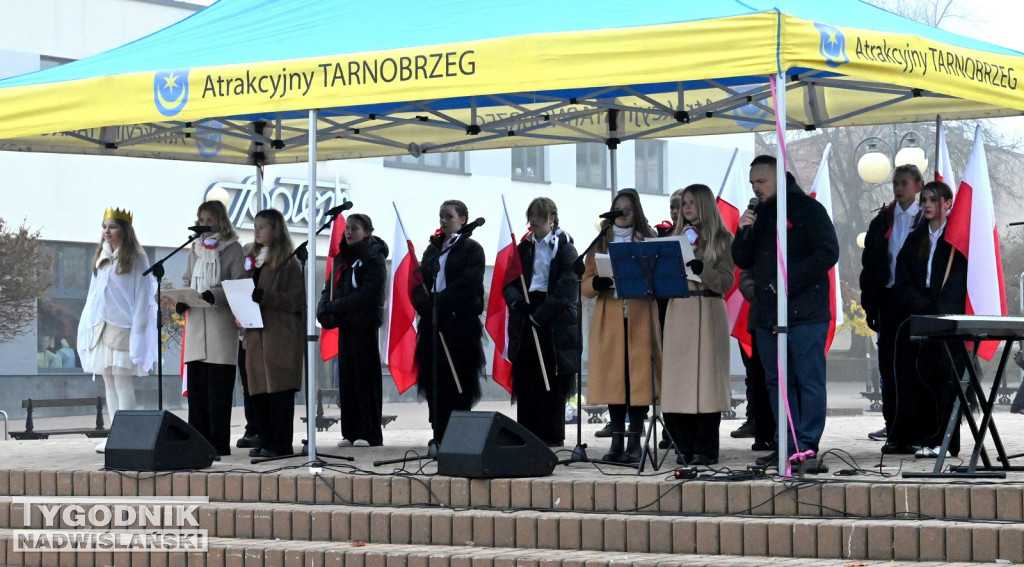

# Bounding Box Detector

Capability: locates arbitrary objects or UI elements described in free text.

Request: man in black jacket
[859,164,924,453]
[731,155,839,473]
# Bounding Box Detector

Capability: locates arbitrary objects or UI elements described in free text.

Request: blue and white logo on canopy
[196,120,222,158]
[154,69,190,117]
[815,23,849,68]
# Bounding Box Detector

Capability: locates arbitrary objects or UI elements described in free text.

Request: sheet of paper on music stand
[221,279,263,328]
[594,253,614,283]
[162,287,210,309]
[649,235,702,282]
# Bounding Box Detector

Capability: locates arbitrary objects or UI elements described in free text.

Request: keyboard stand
[904,336,1024,478]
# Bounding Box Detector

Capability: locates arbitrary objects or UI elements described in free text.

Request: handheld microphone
[458,217,486,235]
[325,201,354,217]
[738,197,759,240]
[187,225,213,234]
[599,210,625,220]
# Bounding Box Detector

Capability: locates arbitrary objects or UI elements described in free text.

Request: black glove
[251,288,264,304]
[174,302,189,315]
[592,276,614,291]
[316,311,338,330]
[686,259,704,276]
[201,290,215,305]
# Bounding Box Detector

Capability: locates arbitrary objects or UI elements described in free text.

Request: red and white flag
[809,144,842,353]
[382,205,419,394]
[944,125,1007,360]
[716,149,753,355]
[319,209,346,361]
[485,198,523,394]
[934,122,957,192]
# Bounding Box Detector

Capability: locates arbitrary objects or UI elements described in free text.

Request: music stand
[606,239,690,473]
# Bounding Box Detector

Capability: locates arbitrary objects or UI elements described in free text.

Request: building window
[511,146,546,183]
[383,151,467,174]
[576,143,608,189]
[36,242,93,370]
[635,139,666,194]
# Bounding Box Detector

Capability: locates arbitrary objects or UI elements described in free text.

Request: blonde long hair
[92,217,144,276]
[673,184,732,267]
[197,200,237,241]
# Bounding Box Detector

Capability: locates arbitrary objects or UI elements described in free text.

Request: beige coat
[180,239,246,366]
[661,233,735,414]
[582,250,662,406]
[244,255,305,395]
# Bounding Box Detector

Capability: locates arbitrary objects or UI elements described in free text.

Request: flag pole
[717,148,740,198]
[503,195,551,392]
[934,114,942,182]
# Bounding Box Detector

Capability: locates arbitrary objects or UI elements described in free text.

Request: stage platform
[2,400,1024,565]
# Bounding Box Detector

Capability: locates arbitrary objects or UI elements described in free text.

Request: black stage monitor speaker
[105,410,217,471]
[437,411,556,478]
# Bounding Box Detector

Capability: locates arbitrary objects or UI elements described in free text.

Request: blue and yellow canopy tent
[0,0,1021,163]
[2,0,1022,468]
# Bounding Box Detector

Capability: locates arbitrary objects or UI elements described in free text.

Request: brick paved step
[5,498,1024,563]
[0,529,999,567]
[3,468,1024,523]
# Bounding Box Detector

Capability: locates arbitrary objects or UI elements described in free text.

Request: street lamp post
[854,127,930,184]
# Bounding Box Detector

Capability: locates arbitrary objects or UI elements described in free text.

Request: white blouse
[77,252,159,376]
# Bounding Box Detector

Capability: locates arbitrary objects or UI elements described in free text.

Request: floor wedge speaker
[437,411,556,478]
[105,410,217,471]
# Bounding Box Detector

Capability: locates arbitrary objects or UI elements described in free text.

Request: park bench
[10,397,109,440]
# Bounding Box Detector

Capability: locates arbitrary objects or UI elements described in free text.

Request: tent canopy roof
[1,0,1022,164]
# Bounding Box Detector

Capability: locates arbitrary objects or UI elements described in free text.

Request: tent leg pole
[307,109,320,471]
[774,72,790,476]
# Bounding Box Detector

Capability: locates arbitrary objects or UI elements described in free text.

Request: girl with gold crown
[77,207,158,453]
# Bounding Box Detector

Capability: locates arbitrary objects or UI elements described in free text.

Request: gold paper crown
[103,207,133,224]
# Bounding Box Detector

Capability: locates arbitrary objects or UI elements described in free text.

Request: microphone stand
[252,213,354,465]
[558,225,610,466]
[144,232,203,410]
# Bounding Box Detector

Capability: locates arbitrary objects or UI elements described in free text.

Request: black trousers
[876,289,901,440]
[237,344,257,439]
[664,412,722,459]
[251,390,296,455]
[512,294,569,445]
[185,361,236,454]
[740,334,775,444]
[892,322,963,455]
[338,325,383,445]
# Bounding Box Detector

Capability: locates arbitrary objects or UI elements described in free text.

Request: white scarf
[254,246,268,268]
[611,225,635,243]
[190,233,223,293]
[96,241,118,270]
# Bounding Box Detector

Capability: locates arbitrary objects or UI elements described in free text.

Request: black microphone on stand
[187,225,213,234]
[458,217,486,235]
[599,210,625,220]
[737,197,760,240]
[1009,221,1024,227]
[325,201,354,217]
